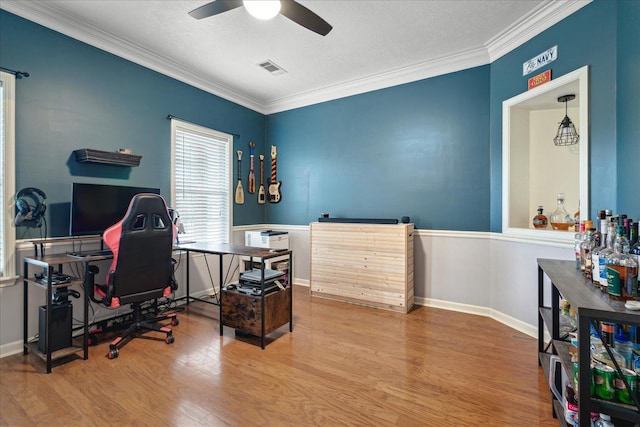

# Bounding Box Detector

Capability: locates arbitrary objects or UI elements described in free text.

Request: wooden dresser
[310,222,414,313]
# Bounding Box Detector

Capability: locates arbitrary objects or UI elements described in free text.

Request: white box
[244,230,288,249]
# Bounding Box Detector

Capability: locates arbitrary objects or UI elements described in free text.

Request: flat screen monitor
[70,183,161,236]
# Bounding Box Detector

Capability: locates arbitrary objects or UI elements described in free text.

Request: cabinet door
[221,291,262,335]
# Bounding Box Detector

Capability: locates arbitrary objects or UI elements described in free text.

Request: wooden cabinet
[221,287,291,338]
[537,259,640,426]
[310,222,414,313]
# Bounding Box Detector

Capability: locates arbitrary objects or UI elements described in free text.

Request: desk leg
[23,262,29,355]
[82,262,89,360]
[219,254,224,336]
[289,253,293,332]
[186,250,191,306]
[45,266,53,373]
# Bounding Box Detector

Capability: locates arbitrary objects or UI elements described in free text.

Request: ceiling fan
[188,0,333,36]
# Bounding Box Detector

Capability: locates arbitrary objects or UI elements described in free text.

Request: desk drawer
[221,288,291,336]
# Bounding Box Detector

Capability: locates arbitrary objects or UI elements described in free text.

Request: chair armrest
[85,265,103,305]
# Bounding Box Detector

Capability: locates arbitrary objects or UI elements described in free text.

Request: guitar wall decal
[248,142,256,194]
[235,150,244,204]
[258,154,266,204]
[268,145,282,203]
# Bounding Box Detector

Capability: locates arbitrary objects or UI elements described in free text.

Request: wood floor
[1,285,558,426]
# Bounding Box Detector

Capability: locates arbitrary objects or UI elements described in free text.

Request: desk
[22,251,111,373]
[177,242,293,348]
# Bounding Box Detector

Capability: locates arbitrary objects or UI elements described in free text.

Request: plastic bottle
[594,413,614,427]
[614,329,633,369]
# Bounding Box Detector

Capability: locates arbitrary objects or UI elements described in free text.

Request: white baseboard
[415,297,538,339]
[294,278,309,287]
[0,340,23,358]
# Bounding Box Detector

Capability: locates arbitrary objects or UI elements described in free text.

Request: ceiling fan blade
[280,0,332,36]
[188,0,244,20]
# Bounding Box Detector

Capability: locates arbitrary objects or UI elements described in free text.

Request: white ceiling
[2,0,590,114]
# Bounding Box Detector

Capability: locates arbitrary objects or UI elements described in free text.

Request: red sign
[528,69,552,90]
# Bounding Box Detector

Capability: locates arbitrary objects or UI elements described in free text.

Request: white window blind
[171,119,232,244]
[1,71,17,282]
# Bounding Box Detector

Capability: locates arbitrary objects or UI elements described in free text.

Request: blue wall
[268,0,638,232]
[616,0,640,218]
[0,11,266,237]
[266,67,491,230]
[489,0,639,231]
[2,0,637,237]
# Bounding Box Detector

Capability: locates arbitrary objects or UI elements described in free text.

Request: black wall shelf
[73,149,142,167]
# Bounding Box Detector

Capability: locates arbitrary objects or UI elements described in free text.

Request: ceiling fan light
[243,1,281,20]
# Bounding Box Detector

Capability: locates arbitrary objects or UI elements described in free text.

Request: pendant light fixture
[553,94,579,146]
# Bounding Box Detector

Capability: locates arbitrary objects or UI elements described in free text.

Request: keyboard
[87,249,113,257]
[67,249,113,258]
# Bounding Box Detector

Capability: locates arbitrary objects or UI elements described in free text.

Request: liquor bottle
[550,193,574,231]
[630,222,638,247]
[623,217,632,241]
[581,227,596,279]
[605,209,613,222]
[597,222,617,291]
[532,206,548,229]
[605,226,639,300]
[592,214,604,249]
[631,224,640,260]
[574,221,586,270]
[592,219,609,287]
[630,225,640,288]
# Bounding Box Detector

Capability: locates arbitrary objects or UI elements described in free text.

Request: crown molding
[0,0,266,113]
[263,46,490,114]
[485,0,592,62]
[2,0,590,115]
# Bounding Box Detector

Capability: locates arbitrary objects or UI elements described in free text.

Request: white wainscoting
[0,226,573,358]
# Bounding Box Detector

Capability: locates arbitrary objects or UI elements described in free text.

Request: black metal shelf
[538,259,640,426]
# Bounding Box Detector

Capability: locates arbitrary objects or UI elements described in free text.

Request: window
[171,119,232,244]
[1,71,17,283]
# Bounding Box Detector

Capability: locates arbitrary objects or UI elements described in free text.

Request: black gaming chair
[87,193,179,359]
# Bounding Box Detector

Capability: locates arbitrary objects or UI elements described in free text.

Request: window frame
[170,118,233,244]
[0,71,17,284]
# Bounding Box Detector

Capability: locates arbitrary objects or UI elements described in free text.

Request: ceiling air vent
[257,60,287,76]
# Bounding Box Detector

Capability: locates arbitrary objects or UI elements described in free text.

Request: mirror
[502,65,589,242]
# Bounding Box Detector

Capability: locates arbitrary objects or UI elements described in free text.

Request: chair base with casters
[86,266,179,359]
[106,301,178,359]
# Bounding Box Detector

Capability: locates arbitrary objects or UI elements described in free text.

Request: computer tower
[38,303,72,353]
